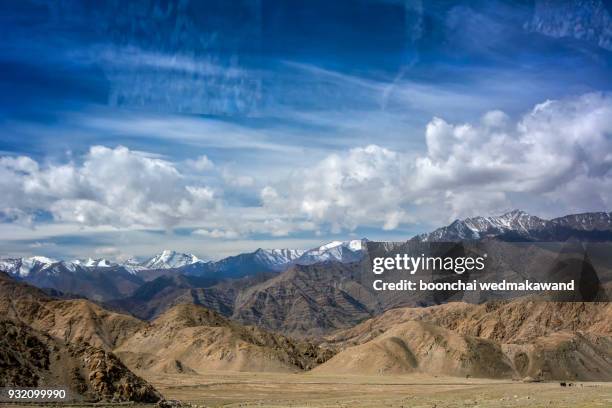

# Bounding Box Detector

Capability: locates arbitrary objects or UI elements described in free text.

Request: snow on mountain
[414,210,548,241]
[55,258,116,273]
[296,239,365,265]
[177,243,363,279]
[142,250,202,269]
[253,248,306,269]
[0,256,57,277]
[70,258,114,268]
[413,210,612,242]
[551,211,612,231]
[120,257,147,274]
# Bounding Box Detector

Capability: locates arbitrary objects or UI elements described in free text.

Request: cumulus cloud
[261,144,408,233]
[262,92,612,229]
[221,168,255,188]
[414,92,612,207]
[186,155,215,171]
[0,146,219,228]
[2,93,611,237]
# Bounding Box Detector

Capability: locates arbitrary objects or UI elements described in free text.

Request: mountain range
[414,210,612,242]
[1,211,612,402]
[0,239,366,301]
[0,271,333,402]
[1,210,611,332]
[1,269,610,403]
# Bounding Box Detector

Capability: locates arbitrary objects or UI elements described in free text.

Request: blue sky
[1,0,612,260]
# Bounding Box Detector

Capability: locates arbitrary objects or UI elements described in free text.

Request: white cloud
[414,92,612,196]
[1,93,611,239]
[221,168,255,188]
[262,144,407,233]
[262,92,612,229]
[92,246,131,261]
[0,145,219,228]
[187,155,214,171]
[193,228,240,239]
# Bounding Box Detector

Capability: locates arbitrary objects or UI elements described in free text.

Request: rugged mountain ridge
[115,303,333,374]
[0,272,161,402]
[108,271,274,320]
[0,272,333,381]
[1,211,611,343]
[315,321,514,378]
[0,319,161,402]
[2,262,611,382]
[166,241,363,280]
[0,257,144,302]
[0,271,145,350]
[232,262,376,337]
[0,239,365,302]
[111,239,612,337]
[414,210,612,242]
[318,299,612,380]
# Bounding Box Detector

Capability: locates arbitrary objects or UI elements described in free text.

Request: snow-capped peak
[0,256,57,277]
[415,210,548,241]
[318,241,343,251]
[119,257,146,274]
[317,240,362,252]
[296,239,365,265]
[71,258,114,268]
[29,256,56,264]
[143,250,202,269]
[253,248,306,269]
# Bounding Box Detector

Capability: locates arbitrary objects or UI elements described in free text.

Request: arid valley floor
[12,372,611,408]
[144,372,611,408]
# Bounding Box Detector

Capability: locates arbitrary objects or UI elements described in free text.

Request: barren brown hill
[114,303,334,374]
[326,299,612,346]
[502,331,612,381]
[319,299,612,381]
[1,273,334,377]
[314,320,513,378]
[0,318,161,403]
[0,272,144,350]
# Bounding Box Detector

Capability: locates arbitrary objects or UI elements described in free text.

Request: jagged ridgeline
[1,210,611,391]
[0,271,334,402]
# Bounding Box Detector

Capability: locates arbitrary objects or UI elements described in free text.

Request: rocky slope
[0,272,145,350]
[232,262,376,338]
[315,321,513,378]
[107,271,274,320]
[114,303,333,374]
[319,299,612,381]
[109,239,611,339]
[326,299,612,346]
[0,318,161,402]
[1,272,333,381]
